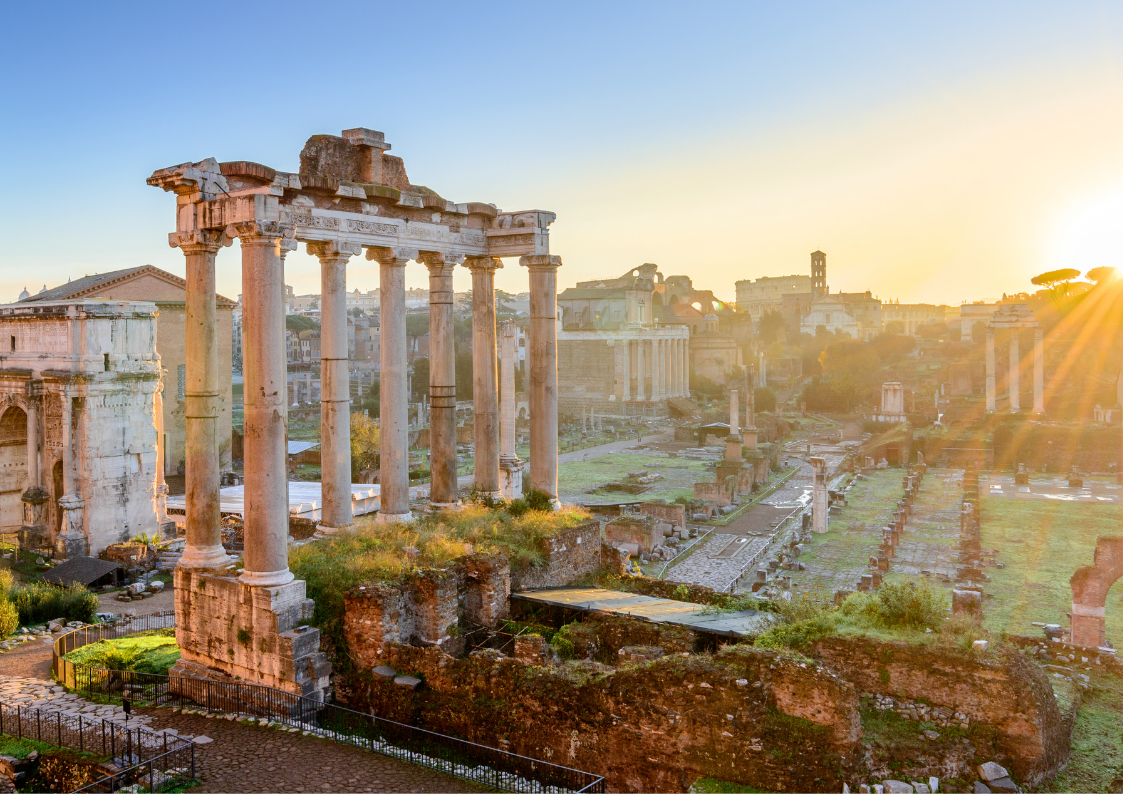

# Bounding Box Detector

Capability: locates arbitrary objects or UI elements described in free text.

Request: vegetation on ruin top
[290,502,590,655]
[1037,669,1123,793]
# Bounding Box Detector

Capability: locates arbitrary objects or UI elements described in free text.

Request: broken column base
[54,533,89,560]
[499,459,523,501]
[17,524,51,553]
[173,569,331,703]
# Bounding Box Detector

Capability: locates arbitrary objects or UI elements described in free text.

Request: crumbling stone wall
[510,520,602,591]
[339,642,861,793]
[813,636,1070,785]
[636,501,687,528]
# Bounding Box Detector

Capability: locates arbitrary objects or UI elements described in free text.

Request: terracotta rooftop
[20,265,236,306]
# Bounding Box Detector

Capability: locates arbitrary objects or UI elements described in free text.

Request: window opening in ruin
[9,336,14,352]
[177,364,186,401]
[103,353,110,371]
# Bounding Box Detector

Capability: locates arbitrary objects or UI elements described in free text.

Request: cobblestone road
[138,709,482,793]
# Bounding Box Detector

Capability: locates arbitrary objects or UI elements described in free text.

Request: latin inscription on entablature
[345,219,400,236]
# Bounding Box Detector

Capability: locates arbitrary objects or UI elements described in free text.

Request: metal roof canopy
[511,586,770,639]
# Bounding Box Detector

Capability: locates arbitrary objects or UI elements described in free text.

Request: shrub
[506,498,529,517]
[524,488,553,512]
[840,579,948,631]
[0,599,17,638]
[755,614,835,649]
[9,582,99,626]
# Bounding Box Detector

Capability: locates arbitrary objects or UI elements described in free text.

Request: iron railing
[0,700,195,793]
[54,612,605,793]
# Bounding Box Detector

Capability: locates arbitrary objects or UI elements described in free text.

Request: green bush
[524,488,553,512]
[0,599,17,638]
[840,579,948,631]
[9,582,99,625]
[755,614,835,649]
[506,498,529,517]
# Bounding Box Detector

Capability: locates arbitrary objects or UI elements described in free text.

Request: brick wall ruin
[509,520,602,591]
[814,636,1071,786]
[338,642,862,793]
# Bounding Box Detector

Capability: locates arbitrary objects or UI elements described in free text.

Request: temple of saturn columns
[148,127,559,698]
[985,303,1044,414]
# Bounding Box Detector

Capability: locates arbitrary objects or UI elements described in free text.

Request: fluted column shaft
[466,257,501,496]
[521,255,561,501]
[239,224,293,586]
[636,338,646,400]
[25,394,38,487]
[369,248,417,523]
[620,340,631,400]
[174,233,228,569]
[1033,327,1045,414]
[310,241,360,532]
[426,256,459,507]
[985,327,996,412]
[683,338,691,395]
[1009,331,1020,411]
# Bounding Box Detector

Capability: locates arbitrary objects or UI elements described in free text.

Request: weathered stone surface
[977,762,1009,782]
[338,642,861,794]
[815,637,1070,786]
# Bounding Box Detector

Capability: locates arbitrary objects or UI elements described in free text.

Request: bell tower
[811,251,827,298]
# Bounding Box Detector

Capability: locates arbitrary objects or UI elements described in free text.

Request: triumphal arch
[148,128,559,699]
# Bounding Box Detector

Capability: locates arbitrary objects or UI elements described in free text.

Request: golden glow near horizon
[262,67,1123,307]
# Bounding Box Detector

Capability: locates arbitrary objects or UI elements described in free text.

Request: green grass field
[979,497,1123,640]
[62,629,180,676]
[557,452,709,504]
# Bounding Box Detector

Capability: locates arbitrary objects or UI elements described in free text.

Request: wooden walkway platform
[510,586,771,638]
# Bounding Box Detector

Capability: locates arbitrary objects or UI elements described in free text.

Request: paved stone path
[139,709,482,793]
[888,469,961,579]
[0,674,158,729]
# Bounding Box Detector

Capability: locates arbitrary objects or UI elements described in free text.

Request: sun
[1046,184,1123,276]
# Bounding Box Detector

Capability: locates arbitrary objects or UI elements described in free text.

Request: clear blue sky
[3,2,1123,304]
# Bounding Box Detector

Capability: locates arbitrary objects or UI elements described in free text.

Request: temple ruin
[148,127,559,698]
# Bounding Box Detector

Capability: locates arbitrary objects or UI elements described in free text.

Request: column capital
[365,246,418,266]
[519,254,562,271]
[229,220,294,243]
[464,255,502,272]
[419,251,465,271]
[307,240,362,260]
[169,230,232,253]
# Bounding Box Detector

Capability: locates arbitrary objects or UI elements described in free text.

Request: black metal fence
[54,613,606,793]
[0,701,195,793]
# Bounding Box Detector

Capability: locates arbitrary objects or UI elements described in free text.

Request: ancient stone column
[173,230,228,569]
[1008,330,1020,412]
[237,221,293,586]
[1033,326,1045,414]
[521,255,562,503]
[367,247,418,523]
[499,320,523,500]
[673,338,682,396]
[652,338,664,401]
[678,336,687,395]
[619,340,631,401]
[55,391,87,558]
[424,253,460,508]
[25,389,39,488]
[729,389,740,437]
[985,326,996,412]
[309,240,362,534]
[811,456,828,534]
[466,256,501,498]
[636,337,646,400]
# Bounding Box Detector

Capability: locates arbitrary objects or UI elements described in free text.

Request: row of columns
[984,325,1045,414]
[621,336,689,401]
[177,223,561,584]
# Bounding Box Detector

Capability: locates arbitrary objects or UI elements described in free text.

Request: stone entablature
[0,300,163,556]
